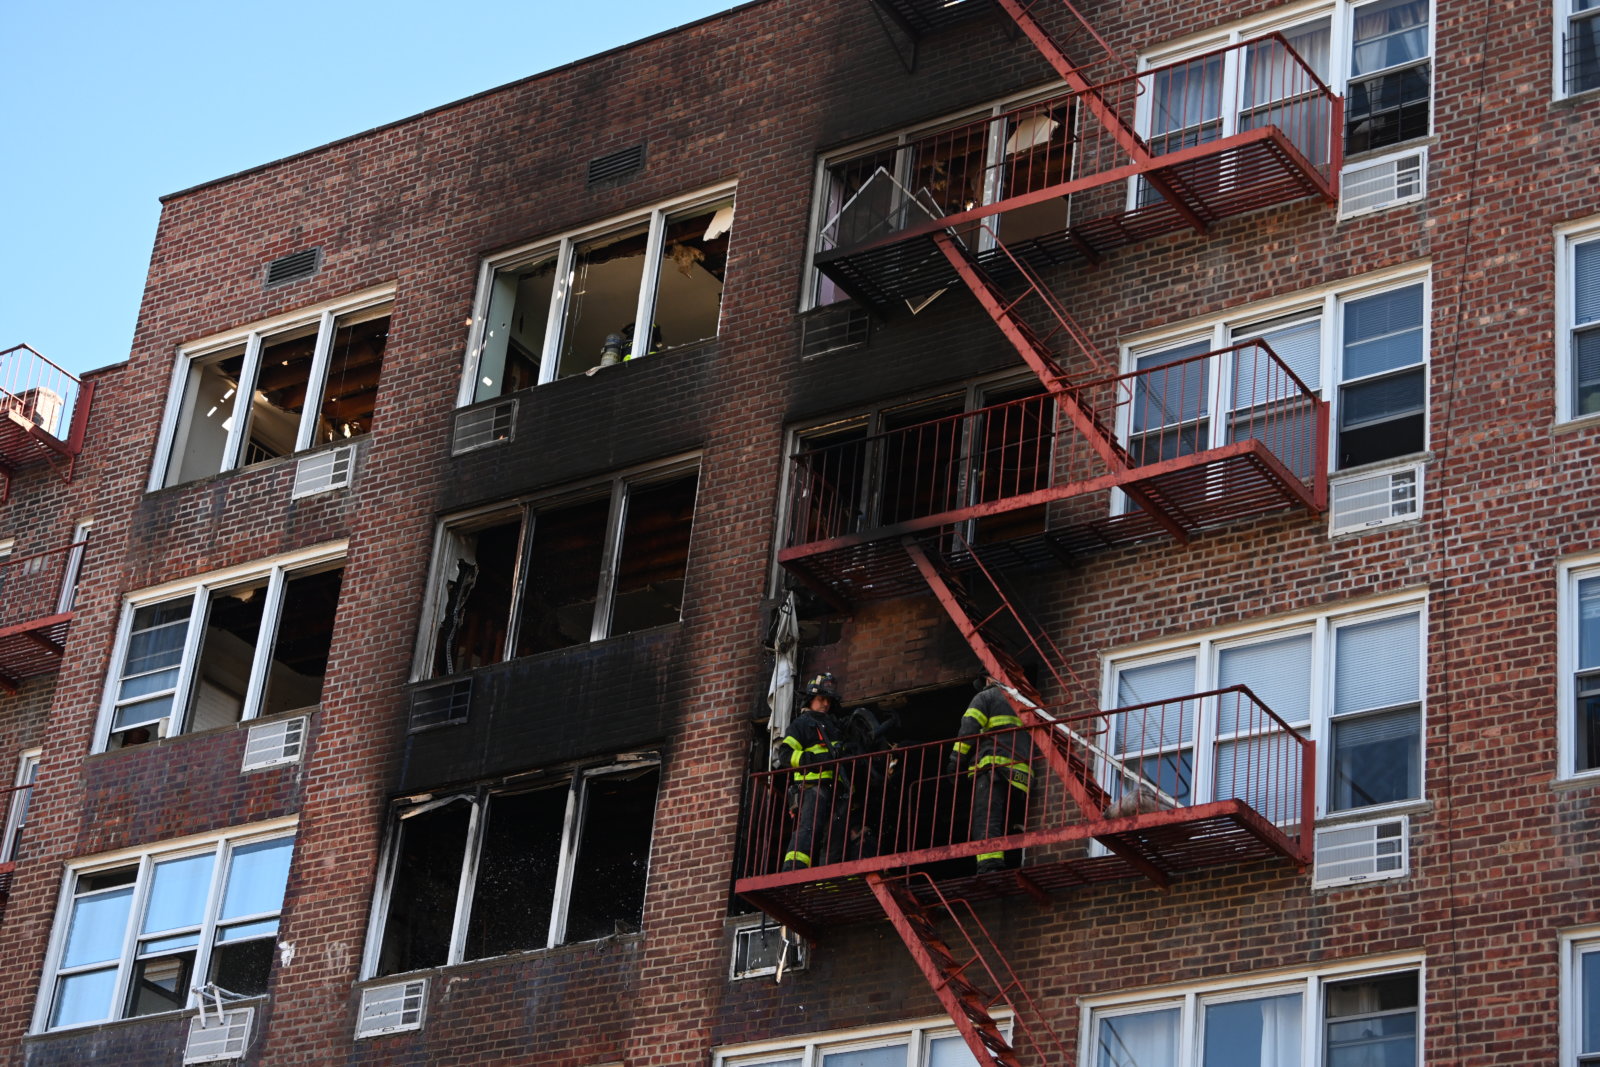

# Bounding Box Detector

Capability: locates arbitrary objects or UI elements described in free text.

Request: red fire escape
[735,4,1341,1063]
[0,344,94,692]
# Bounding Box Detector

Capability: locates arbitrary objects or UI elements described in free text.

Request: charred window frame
[803,86,1074,310]
[95,546,346,752]
[366,759,661,978]
[460,187,735,402]
[151,289,393,490]
[34,824,294,1033]
[424,462,699,679]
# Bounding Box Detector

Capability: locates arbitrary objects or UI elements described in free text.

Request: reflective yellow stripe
[803,743,831,755]
[795,770,834,781]
[963,708,990,728]
[783,851,812,867]
[988,714,1022,728]
[977,851,1005,864]
[952,741,973,756]
[975,756,1032,774]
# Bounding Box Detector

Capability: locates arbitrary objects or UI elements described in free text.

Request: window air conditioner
[356,979,427,1038]
[451,398,517,455]
[731,921,807,980]
[241,717,307,772]
[1340,150,1425,216]
[183,1007,253,1063]
[1330,465,1420,534]
[291,444,357,499]
[1313,816,1409,888]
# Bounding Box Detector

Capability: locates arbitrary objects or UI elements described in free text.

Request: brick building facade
[1,0,1598,1063]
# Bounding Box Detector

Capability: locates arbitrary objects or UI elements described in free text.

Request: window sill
[1553,85,1600,110]
[1554,410,1600,436]
[30,996,266,1039]
[363,930,645,987]
[1317,798,1431,827]
[1551,770,1600,792]
[147,437,369,497]
[1341,135,1436,169]
[89,705,319,760]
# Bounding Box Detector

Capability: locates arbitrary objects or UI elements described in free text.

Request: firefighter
[949,676,1034,874]
[779,673,847,871]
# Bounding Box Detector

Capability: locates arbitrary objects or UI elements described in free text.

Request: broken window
[100,551,344,750]
[371,761,660,977]
[465,190,735,399]
[428,465,698,677]
[39,828,293,1031]
[156,295,392,488]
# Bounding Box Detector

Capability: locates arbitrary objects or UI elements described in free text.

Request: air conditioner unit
[1314,816,1409,888]
[1330,465,1420,534]
[409,678,472,733]
[731,921,807,980]
[183,1006,253,1063]
[452,398,517,455]
[241,716,308,772]
[1340,150,1425,217]
[291,444,357,499]
[356,979,427,1038]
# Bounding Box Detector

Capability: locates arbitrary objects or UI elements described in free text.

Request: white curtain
[766,592,800,764]
[1097,1006,1179,1067]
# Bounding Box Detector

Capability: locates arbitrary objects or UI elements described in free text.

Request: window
[1121,270,1428,518]
[805,89,1074,308]
[1139,0,1431,165]
[1106,599,1424,817]
[367,760,660,977]
[1,749,39,862]
[716,1018,992,1066]
[153,291,392,489]
[1561,559,1600,777]
[784,377,1049,550]
[461,187,734,400]
[1563,931,1600,1065]
[36,825,294,1031]
[1560,224,1600,421]
[97,547,345,750]
[1084,965,1419,1067]
[424,463,697,677]
[1562,0,1600,96]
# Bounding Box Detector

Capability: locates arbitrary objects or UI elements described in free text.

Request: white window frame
[149,286,395,491]
[0,747,40,863]
[800,85,1066,311]
[1117,264,1430,519]
[1557,0,1600,99]
[457,183,736,404]
[1562,928,1600,1066]
[1558,555,1600,779]
[415,456,700,680]
[1078,957,1424,1067]
[715,1016,1009,1066]
[361,759,661,979]
[1558,218,1600,423]
[1135,0,1433,180]
[1102,592,1427,820]
[32,818,297,1034]
[93,542,347,752]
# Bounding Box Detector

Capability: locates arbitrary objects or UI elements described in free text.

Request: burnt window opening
[161,297,391,487]
[104,558,343,750]
[466,192,734,400]
[430,466,699,677]
[373,761,661,977]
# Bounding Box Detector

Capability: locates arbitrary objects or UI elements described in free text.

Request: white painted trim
[1558,553,1600,779]
[714,1015,1009,1066]
[1557,216,1600,423]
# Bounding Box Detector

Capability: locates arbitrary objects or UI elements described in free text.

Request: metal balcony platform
[871,0,994,36]
[0,344,94,502]
[0,541,85,692]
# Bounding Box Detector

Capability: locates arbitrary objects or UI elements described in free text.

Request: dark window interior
[465,788,567,959]
[564,766,662,941]
[378,799,472,976]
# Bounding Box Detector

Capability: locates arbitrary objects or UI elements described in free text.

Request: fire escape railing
[0,344,95,502]
[0,540,86,692]
[736,684,1313,888]
[781,339,1325,557]
[816,33,1339,273]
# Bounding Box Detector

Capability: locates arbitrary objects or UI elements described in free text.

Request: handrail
[0,344,86,447]
[0,539,86,632]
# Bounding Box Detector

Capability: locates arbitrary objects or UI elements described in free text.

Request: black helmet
[804,672,841,706]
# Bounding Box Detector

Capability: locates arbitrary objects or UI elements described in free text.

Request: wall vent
[241,716,307,772]
[410,678,472,733]
[356,979,426,1038]
[452,398,517,455]
[1314,816,1409,888]
[292,444,357,499]
[1330,464,1421,534]
[1340,151,1424,216]
[587,144,646,185]
[264,248,322,288]
[183,1007,253,1063]
[731,921,807,980]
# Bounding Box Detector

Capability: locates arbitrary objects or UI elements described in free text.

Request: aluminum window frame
[1102,593,1426,820]
[1557,218,1600,423]
[715,1016,1009,1067]
[148,287,395,491]
[32,819,297,1034]
[93,542,347,752]
[1078,958,1423,1067]
[1558,555,1600,780]
[415,455,701,681]
[1562,927,1600,1066]
[457,183,736,405]
[0,747,40,862]
[362,758,662,979]
[1556,0,1600,98]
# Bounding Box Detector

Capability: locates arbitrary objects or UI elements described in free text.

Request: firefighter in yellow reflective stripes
[949,677,1033,874]
[780,673,847,871]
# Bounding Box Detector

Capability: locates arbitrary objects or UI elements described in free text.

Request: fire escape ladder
[990,0,1210,235]
[931,231,1194,545]
[867,871,1072,1067]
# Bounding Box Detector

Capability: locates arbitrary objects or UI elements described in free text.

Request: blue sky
[0,1,738,377]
